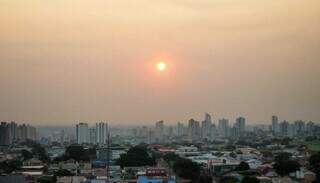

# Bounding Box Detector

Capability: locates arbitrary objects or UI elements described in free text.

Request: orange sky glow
[0,0,320,125]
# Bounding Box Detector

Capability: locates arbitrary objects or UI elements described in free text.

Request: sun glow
[157,62,167,71]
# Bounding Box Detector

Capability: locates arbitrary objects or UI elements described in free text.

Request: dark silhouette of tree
[21,149,33,160]
[309,152,320,183]
[54,169,75,177]
[199,175,213,183]
[0,160,22,173]
[274,152,291,162]
[235,161,250,171]
[173,158,200,181]
[241,176,260,183]
[22,140,49,162]
[65,145,90,161]
[219,177,238,183]
[273,153,300,176]
[116,146,156,168]
[309,152,320,168]
[38,176,57,183]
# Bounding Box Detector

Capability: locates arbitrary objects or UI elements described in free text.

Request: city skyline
[1,0,320,124]
[2,114,318,127]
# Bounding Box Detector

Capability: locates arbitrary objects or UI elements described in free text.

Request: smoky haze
[0,0,320,125]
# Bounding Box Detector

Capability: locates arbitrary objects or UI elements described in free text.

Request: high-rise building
[201,113,212,140]
[1,122,36,145]
[155,121,164,143]
[89,128,96,144]
[272,115,280,135]
[280,120,289,136]
[177,122,185,137]
[218,119,229,137]
[306,121,315,135]
[76,123,89,144]
[96,122,108,144]
[235,117,246,137]
[0,122,10,145]
[294,120,305,136]
[188,119,200,142]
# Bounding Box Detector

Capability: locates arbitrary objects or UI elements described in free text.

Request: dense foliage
[0,159,22,173]
[21,149,33,160]
[64,145,96,161]
[116,146,156,168]
[22,140,49,162]
[273,152,300,176]
[163,153,200,181]
[54,169,75,177]
[241,176,260,183]
[219,177,239,183]
[235,161,250,171]
[309,152,320,183]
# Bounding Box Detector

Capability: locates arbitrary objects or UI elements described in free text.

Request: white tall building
[96,122,108,145]
[76,123,89,144]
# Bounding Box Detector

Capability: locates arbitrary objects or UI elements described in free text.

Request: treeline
[53,145,97,162]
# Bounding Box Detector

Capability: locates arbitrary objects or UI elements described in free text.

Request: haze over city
[1,0,320,125]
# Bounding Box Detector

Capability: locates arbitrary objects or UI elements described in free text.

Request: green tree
[220,177,239,183]
[37,176,57,183]
[116,146,156,168]
[309,152,320,168]
[274,152,291,162]
[163,153,201,181]
[65,145,89,161]
[30,142,49,162]
[241,176,260,183]
[235,161,250,171]
[21,149,33,160]
[273,152,300,176]
[54,169,75,177]
[0,160,22,173]
[309,152,320,183]
[173,158,200,181]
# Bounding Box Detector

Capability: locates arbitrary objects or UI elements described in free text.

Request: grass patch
[307,142,320,152]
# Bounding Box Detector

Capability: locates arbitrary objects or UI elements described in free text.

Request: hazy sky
[1,0,320,125]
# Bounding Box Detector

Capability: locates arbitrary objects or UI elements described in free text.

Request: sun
[157,62,167,71]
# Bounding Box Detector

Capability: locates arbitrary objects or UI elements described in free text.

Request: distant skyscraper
[1,122,36,145]
[155,121,164,143]
[235,117,246,136]
[188,119,200,142]
[294,120,305,136]
[76,123,89,144]
[96,122,108,144]
[218,119,229,137]
[89,128,96,144]
[306,121,315,135]
[201,113,212,140]
[177,122,185,137]
[279,120,289,136]
[272,115,280,135]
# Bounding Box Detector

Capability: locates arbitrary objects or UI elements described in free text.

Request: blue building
[138,176,176,183]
